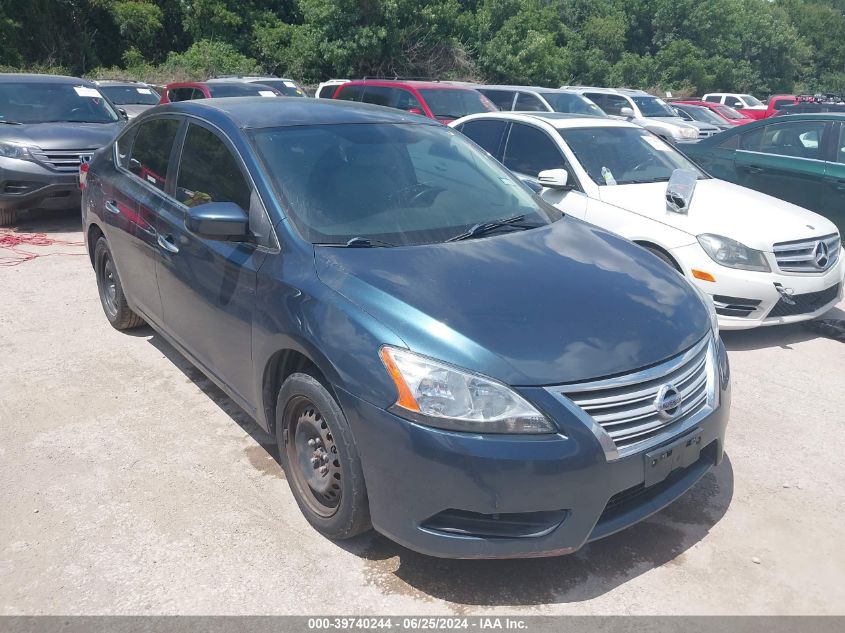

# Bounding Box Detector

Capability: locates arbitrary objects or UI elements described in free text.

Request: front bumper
[337,339,731,559]
[671,243,845,330]
[0,157,81,211]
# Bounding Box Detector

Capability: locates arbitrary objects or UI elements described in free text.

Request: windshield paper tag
[283,81,296,88]
[643,135,671,151]
[259,90,276,97]
[136,88,153,94]
[74,86,101,98]
[601,167,617,186]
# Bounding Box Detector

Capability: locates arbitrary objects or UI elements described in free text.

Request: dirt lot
[1,211,844,615]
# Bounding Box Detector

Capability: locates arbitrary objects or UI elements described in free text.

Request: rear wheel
[276,373,371,539]
[94,237,145,330]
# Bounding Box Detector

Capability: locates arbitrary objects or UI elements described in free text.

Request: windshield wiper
[316,237,397,248]
[0,120,22,125]
[445,214,530,242]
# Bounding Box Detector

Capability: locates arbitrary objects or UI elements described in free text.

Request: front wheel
[275,373,371,539]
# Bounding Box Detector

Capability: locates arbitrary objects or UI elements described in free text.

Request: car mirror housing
[185,201,249,240]
[538,169,572,190]
[620,107,635,118]
[665,169,699,214]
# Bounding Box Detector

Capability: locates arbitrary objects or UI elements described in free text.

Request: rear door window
[167,88,195,102]
[725,96,743,107]
[705,95,721,103]
[126,118,181,190]
[503,123,565,176]
[740,120,827,159]
[459,120,508,158]
[361,86,396,107]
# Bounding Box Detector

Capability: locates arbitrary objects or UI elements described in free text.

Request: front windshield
[208,83,276,97]
[631,96,677,118]
[251,123,558,246]
[559,127,706,186]
[98,85,159,105]
[714,104,745,120]
[740,94,763,107]
[253,80,305,97]
[0,82,119,124]
[542,92,605,116]
[417,89,497,120]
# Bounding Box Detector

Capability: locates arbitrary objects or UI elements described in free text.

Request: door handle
[826,177,845,190]
[741,165,764,174]
[104,200,120,214]
[157,233,180,254]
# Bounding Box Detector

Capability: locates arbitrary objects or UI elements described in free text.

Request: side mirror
[620,107,635,118]
[407,107,424,116]
[537,168,572,190]
[185,201,249,239]
[118,108,128,119]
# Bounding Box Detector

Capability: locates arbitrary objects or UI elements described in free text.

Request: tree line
[2,0,844,96]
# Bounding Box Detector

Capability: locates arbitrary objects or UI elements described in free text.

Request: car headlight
[689,281,719,335]
[677,126,698,140]
[0,141,37,161]
[697,233,771,272]
[379,346,555,434]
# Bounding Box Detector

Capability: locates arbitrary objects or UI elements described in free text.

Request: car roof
[340,79,474,91]
[456,111,634,129]
[95,80,152,87]
[475,85,583,94]
[155,97,445,129]
[0,73,94,85]
[206,77,296,83]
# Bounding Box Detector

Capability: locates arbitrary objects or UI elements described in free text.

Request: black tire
[645,245,682,273]
[94,237,145,330]
[275,373,371,539]
[0,209,16,227]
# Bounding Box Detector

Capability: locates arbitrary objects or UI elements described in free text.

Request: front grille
[773,233,840,273]
[712,294,762,318]
[697,128,718,138]
[768,283,840,318]
[421,509,568,539]
[548,335,713,456]
[30,148,97,173]
[2,181,40,195]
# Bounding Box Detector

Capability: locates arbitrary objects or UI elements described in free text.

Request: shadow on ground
[721,305,845,351]
[13,208,82,234]
[134,325,734,608]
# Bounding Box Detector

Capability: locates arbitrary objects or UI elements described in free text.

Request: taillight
[79,162,89,190]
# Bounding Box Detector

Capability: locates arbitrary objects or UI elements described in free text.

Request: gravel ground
[1,211,844,615]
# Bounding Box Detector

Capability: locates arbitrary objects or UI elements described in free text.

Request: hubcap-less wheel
[99,255,119,319]
[286,397,342,517]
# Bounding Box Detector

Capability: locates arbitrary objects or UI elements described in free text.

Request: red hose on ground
[0,228,86,267]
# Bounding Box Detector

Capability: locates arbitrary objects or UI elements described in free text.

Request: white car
[450,112,844,330]
[315,79,350,99]
[702,92,766,113]
[562,87,718,141]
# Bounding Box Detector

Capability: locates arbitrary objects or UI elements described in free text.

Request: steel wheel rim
[286,397,342,518]
[99,255,118,318]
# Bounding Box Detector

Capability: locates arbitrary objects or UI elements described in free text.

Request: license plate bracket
[644,429,703,487]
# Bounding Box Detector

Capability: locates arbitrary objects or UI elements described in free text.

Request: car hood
[315,217,709,386]
[597,178,839,249]
[1,121,123,150]
[120,104,155,119]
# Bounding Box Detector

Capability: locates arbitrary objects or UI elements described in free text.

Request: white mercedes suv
[451,112,844,330]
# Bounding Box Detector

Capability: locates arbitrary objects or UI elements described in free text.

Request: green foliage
[3,0,845,95]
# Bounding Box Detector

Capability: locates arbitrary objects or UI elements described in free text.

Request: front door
[822,122,845,236]
[502,122,588,219]
[155,121,269,406]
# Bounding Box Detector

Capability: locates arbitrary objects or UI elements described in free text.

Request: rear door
[104,116,182,322]
[734,119,830,213]
[821,122,845,236]
[501,122,588,219]
[155,120,272,404]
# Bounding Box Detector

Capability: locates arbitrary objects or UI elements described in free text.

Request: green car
[682,113,845,236]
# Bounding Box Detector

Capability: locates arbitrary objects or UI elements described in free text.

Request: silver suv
[563,87,717,142]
